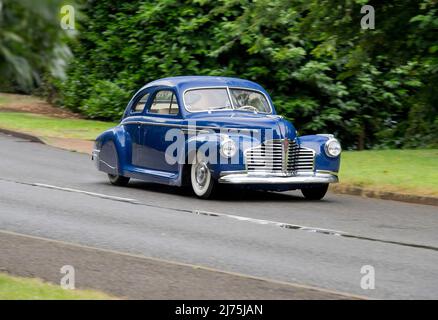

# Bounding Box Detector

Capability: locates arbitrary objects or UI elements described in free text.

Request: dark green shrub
[81,80,130,120]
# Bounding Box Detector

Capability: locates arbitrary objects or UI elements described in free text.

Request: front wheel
[108,174,130,187]
[190,161,215,199]
[301,184,329,200]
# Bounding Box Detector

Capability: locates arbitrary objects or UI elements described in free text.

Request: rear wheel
[190,160,215,199]
[108,174,130,187]
[301,184,329,200]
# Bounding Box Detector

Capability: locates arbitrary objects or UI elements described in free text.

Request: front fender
[298,134,341,173]
[183,131,255,179]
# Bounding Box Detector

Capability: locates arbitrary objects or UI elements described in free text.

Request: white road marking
[194,210,345,236]
[32,183,141,204]
[3,178,437,251]
[32,182,346,236]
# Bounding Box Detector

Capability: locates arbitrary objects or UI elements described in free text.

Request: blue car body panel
[94,76,341,190]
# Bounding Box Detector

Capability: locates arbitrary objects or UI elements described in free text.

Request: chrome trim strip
[99,159,116,170]
[122,120,182,127]
[180,128,209,134]
[218,172,338,184]
[121,118,258,133]
[226,86,235,109]
[219,170,247,177]
[317,134,334,139]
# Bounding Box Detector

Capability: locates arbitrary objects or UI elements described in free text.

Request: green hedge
[58,0,438,149]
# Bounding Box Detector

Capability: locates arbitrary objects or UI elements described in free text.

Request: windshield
[184,88,271,113]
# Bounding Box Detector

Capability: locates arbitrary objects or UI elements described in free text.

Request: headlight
[220,139,237,158]
[325,138,342,157]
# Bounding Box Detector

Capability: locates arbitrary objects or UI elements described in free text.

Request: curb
[330,184,438,207]
[0,127,93,155]
[0,128,44,144]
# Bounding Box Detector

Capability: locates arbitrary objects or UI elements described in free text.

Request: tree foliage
[55,0,438,149]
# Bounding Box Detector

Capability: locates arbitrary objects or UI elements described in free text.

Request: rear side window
[132,93,149,113]
[149,90,179,115]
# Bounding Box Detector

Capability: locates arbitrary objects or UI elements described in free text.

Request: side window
[132,93,149,113]
[149,90,179,115]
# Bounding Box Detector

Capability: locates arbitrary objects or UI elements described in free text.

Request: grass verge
[0,112,116,140]
[0,273,114,300]
[340,149,438,197]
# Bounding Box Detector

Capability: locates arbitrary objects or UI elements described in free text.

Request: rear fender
[95,125,129,175]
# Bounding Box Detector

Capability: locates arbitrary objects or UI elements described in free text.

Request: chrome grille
[245,140,315,174]
[287,142,315,172]
[245,140,284,173]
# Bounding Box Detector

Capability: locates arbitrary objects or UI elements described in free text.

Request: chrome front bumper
[218,171,338,184]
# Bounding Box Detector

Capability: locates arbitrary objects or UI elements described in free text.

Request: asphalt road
[0,133,437,299]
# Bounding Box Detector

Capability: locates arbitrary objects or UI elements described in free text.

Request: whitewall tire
[190,160,215,199]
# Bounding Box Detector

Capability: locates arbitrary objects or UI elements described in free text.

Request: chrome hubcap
[195,162,208,186]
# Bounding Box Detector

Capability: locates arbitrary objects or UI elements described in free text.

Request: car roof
[140,76,267,93]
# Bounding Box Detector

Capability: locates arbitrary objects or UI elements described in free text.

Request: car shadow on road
[122,180,325,203]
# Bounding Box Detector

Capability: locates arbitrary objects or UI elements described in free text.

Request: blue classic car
[92,76,341,199]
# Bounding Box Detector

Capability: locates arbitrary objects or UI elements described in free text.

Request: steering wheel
[237,105,258,112]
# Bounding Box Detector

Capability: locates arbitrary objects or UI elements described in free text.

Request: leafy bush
[81,80,130,120]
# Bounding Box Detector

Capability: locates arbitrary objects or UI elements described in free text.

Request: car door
[140,89,183,174]
[122,89,151,168]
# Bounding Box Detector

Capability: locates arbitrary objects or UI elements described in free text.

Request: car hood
[186,111,297,141]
